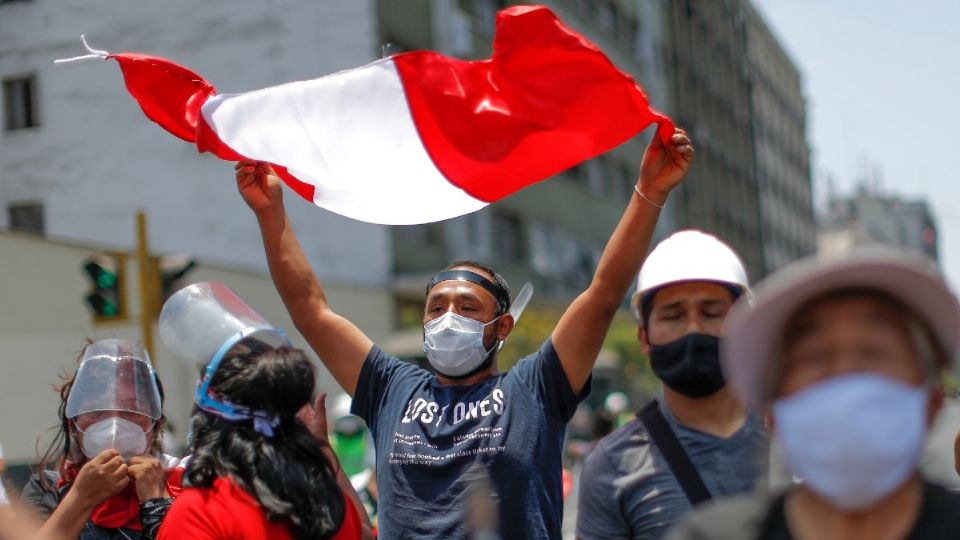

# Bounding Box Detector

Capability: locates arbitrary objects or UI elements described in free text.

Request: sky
[752,0,960,286]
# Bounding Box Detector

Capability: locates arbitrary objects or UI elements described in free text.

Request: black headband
[427,270,510,311]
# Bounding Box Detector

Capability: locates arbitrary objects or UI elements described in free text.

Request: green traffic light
[83,255,123,320]
[95,273,117,289]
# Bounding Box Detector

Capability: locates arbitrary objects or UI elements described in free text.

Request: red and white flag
[61,5,673,225]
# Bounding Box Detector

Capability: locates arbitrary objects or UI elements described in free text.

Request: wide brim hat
[722,247,960,409]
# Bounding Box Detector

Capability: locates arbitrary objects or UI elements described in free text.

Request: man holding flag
[234,125,691,538]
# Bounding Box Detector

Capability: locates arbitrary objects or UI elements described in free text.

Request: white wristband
[634,185,665,209]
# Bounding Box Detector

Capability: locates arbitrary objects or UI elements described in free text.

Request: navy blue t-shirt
[351,339,588,539]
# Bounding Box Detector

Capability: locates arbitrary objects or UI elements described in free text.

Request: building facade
[0,0,389,286]
[658,0,764,276]
[656,0,815,277]
[819,188,940,264]
[0,0,394,470]
[744,1,817,272]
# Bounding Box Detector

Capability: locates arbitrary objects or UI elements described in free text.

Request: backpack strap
[638,400,712,505]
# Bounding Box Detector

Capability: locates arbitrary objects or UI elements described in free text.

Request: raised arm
[552,129,693,394]
[236,161,373,396]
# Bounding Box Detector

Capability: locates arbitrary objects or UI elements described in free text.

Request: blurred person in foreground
[666,249,960,540]
[22,339,184,540]
[234,127,693,539]
[1,487,69,540]
[577,231,766,539]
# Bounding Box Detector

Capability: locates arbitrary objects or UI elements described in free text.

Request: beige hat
[722,248,960,409]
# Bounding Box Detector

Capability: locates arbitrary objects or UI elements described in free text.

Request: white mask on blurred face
[773,373,928,511]
[77,417,150,461]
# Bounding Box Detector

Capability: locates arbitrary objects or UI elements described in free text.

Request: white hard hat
[722,248,960,409]
[631,230,749,323]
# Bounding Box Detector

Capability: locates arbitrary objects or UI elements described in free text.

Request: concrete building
[744,1,817,271]
[0,0,394,473]
[0,0,389,286]
[656,0,815,277]
[819,188,940,263]
[657,0,765,276]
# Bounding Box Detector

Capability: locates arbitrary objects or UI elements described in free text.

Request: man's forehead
[651,281,735,308]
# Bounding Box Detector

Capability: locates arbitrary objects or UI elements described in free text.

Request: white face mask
[422,311,502,377]
[773,373,928,511]
[77,416,150,461]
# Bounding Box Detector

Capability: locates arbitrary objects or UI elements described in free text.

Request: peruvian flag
[67,5,672,225]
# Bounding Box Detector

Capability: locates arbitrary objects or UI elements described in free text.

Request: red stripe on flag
[111,53,315,203]
[111,53,216,144]
[272,165,318,203]
[394,6,673,203]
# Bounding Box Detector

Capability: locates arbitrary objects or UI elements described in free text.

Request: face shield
[160,282,291,437]
[65,339,162,422]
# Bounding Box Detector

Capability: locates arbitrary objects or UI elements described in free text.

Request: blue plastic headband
[194,327,291,437]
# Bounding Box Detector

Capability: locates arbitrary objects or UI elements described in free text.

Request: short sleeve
[576,446,632,540]
[158,489,227,540]
[0,482,8,506]
[509,339,590,422]
[350,345,426,432]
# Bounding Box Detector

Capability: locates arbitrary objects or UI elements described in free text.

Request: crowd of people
[2,127,959,539]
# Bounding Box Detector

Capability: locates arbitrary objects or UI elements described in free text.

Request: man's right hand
[72,450,129,507]
[236,160,284,214]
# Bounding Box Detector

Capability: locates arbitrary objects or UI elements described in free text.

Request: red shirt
[158,477,363,540]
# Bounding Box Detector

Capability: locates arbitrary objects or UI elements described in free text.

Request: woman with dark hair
[157,338,370,540]
[22,339,185,540]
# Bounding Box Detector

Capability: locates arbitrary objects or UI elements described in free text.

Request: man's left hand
[637,128,694,205]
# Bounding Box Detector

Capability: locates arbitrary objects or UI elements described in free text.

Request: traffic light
[156,254,197,303]
[83,254,126,320]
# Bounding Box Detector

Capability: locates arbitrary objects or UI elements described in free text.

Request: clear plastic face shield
[65,339,161,459]
[66,339,161,424]
[160,282,291,437]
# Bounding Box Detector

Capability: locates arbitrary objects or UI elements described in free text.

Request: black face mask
[649,333,725,398]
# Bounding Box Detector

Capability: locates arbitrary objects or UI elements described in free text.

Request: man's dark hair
[427,260,512,315]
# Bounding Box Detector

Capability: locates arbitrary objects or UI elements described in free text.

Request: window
[492,211,525,264]
[474,0,506,36]
[3,75,39,131]
[8,201,44,235]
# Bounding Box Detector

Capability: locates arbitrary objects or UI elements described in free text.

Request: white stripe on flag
[201,59,488,225]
